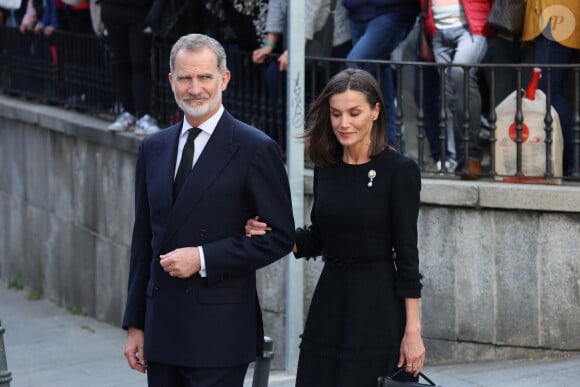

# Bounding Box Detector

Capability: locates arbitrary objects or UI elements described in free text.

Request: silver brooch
[367,169,376,187]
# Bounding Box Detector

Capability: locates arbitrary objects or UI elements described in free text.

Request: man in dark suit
[122,33,295,386]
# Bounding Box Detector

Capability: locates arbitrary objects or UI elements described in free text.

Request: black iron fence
[1,26,578,182]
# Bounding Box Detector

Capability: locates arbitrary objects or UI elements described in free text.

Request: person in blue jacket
[343,0,420,149]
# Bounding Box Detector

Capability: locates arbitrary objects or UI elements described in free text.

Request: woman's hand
[44,25,56,36]
[278,50,288,71]
[398,298,425,376]
[245,216,271,237]
[33,22,44,34]
[252,45,273,64]
[398,328,425,377]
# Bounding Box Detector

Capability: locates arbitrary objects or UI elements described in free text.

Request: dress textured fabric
[294,148,422,387]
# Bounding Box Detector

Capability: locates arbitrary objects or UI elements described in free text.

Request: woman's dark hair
[303,68,387,166]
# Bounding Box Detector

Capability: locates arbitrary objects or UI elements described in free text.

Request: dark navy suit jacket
[122,110,295,368]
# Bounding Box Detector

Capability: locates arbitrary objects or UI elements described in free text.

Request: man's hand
[160,247,201,278]
[124,327,147,373]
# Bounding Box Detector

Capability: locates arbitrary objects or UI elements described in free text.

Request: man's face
[169,47,230,127]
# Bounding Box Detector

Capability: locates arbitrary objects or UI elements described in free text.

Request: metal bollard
[0,320,12,387]
[252,336,274,387]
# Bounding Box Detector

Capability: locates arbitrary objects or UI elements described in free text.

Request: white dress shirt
[174,105,225,277]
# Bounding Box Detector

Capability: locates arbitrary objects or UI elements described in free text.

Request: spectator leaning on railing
[421,0,495,180]
[304,0,353,60]
[252,0,352,129]
[17,0,39,33]
[343,0,420,149]
[100,0,161,136]
[522,0,580,177]
[305,0,353,77]
[18,0,38,33]
[33,0,59,35]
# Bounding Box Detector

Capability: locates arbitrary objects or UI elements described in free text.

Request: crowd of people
[1,0,578,173]
[249,0,579,178]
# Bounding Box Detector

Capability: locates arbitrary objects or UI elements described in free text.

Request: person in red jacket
[421,0,494,179]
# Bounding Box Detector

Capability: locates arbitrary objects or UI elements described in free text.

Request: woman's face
[329,89,379,150]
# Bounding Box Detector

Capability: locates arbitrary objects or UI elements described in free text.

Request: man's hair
[169,34,228,74]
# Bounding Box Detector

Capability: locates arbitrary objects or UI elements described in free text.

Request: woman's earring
[367,169,376,187]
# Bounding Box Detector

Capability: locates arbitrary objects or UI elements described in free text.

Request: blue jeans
[432,26,488,168]
[414,64,455,163]
[413,27,452,163]
[347,12,415,147]
[534,34,577,173]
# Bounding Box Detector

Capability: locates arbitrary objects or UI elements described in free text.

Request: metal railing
[252,336,274,387]
[1,26,578,182]
[0,319,11,387]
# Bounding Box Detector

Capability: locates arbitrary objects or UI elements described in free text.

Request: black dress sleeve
[391,157,423,298]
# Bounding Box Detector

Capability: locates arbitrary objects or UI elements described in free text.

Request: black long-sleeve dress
[294,148,423,387]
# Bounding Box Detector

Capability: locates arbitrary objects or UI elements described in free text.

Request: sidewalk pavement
[1,282,579,387]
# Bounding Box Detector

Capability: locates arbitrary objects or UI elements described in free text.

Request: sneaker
[479,115,491,140]
[134,114,161,136]
[447,157,458,171]
[108,112,135,131]
[436,157,458,172]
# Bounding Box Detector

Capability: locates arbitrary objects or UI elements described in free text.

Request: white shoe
[436,157,458,171]
[108,112,135,131]
[134,114,161,136]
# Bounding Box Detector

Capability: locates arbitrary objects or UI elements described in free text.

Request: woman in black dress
[247,68,425,386]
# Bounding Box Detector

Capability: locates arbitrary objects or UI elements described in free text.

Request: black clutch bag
[377,368,441,387]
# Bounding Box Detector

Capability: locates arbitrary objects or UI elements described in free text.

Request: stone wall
[1,96,578,369]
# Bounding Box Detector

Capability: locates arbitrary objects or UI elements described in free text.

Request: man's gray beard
[175,91,221,119]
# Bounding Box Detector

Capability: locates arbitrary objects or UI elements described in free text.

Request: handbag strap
[418,372,436,386]
[389,368,437,386]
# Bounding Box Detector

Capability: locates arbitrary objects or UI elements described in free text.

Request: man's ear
[221,70,231,91]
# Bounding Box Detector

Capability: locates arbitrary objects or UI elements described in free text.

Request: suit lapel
[161,111,240,249]
[147,123,181,218]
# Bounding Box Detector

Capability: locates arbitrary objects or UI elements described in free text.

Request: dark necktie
[173,127,202,201]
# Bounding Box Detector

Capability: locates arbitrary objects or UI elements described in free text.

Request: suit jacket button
[154,284,160,291]
[199,229,207,237]
[185,287,192,293]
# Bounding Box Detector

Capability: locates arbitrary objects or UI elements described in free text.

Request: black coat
[122,111,295,367]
